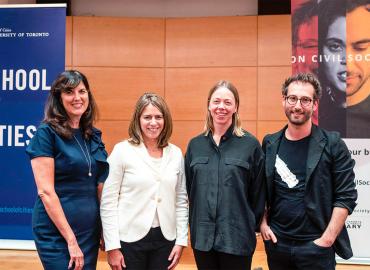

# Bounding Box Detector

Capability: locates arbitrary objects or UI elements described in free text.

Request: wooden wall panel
[258,15,291,66]
[166,67,257,121]
[166,16,257,67]
[78,67,165,120]
[96,121,130,154]
[171,121,205,153]
[65,17,72,67]
[73,17,165,67]
[257,121,286,142]
[258,66,291,121]
[65,14,294,153]
[243,121,257,138]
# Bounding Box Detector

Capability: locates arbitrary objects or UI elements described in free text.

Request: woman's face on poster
[323,16,347,93]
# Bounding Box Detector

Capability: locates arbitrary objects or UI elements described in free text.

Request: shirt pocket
[224,158,250,187]
[190,156,209,185]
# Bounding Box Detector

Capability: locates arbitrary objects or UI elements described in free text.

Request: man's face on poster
[346,5,370,97]
[293,16,319,75]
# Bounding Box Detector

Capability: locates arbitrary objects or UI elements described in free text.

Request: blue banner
[0,5,65,243]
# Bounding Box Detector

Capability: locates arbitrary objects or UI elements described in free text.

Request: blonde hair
[128,93,172,148]
[204,80,244,137]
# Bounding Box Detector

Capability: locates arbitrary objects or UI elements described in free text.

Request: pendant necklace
[73,134,92,177]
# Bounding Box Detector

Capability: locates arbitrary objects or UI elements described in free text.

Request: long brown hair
[128,93,173,148]
[43,70,98,139]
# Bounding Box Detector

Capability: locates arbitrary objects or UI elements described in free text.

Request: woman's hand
[31,157,85,269]
[260,221,277,243]
[168,245,183,270]
[107,249,126,270]
[259,210,277,243]
[67,239,84,270]
[99,233,105,251]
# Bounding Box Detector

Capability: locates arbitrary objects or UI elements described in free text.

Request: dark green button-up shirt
[185,128,265,256]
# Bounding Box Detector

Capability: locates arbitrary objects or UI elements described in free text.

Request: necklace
[73,135,92,177]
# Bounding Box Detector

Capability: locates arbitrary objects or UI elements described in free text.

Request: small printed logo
[355,179,370,186]
[0,27,12,33]
[346,220,362,230]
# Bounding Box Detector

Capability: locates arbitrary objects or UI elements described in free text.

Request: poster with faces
[291,0,370,264]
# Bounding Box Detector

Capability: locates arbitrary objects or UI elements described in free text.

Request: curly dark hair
[282,72,322,100]
[43,70,98,139]
[347,0,370,13]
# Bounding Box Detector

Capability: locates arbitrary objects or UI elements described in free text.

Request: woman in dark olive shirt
[185,80,265,270]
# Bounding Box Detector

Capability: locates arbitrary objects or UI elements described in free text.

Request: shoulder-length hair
[204,80,244,137]
[43,70,98,139]
[128,93,172,148]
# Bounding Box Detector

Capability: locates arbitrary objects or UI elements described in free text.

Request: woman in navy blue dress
[26,70,109,270]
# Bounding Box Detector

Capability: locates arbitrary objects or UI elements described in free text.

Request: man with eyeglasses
[260,73,357,270]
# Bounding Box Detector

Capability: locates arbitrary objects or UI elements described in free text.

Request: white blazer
[100,140,189,251]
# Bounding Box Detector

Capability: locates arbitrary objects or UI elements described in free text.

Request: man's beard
[285,107,312,125]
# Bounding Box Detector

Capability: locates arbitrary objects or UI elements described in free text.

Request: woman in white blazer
[100,93,188,270]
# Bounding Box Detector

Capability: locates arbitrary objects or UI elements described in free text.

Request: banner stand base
[337,257,370,265]
[0,240,36,250]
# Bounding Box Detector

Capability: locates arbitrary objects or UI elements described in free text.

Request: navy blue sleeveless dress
[26,123,109,270]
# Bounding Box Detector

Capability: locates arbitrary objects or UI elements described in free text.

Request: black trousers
[264,238,336,270]
[120,227,175,270]
[193,248,252,270]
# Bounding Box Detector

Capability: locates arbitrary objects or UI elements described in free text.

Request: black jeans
[264,238,336,270]
[120,227,175,270]
[193,248,252,270]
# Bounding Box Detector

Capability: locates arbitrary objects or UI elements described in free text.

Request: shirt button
[157,198,162,203]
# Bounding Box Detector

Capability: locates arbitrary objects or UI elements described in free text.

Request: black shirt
[347,95,370,138]
[185,127,265,256]
[270,134,321,241]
